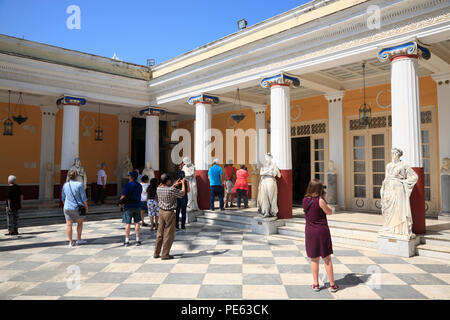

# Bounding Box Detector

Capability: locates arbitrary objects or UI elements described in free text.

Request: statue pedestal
[251,216,285,235]
[378,234,421,258]
[187,210,202,223]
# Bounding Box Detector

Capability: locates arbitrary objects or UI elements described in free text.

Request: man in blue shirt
[208,158,224,211]
[119,171,143,246]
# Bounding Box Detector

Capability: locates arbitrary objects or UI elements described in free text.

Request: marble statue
[142,162,155,180]
[67,157,87,190]
[182,157,199,212]
[257,153,281,218]
[380,148,418,239]
[441,158,450,214]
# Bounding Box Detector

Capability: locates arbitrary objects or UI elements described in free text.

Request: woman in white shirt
[140,175,150,227]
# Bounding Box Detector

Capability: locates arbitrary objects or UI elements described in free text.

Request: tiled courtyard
[0,218,450,300]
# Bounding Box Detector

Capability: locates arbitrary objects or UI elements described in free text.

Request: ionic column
[145,111,160,181]
[117,114,131,195]
[378,41,431,234]
[57,96,86,203]
[250,106,267,204]
[431,72,450,217]
[39,104,57,201]
[261,73,300,219]
[325,91,345,210]
[188,94,219,210]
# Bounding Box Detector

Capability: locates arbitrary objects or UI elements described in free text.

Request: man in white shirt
[95,162,107,205]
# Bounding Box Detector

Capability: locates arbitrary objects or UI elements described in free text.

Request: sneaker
[329,284,339,293]
[76,239,87,245]
[136,241,142,246]
[311,284,320,292]
[124,241,130,247]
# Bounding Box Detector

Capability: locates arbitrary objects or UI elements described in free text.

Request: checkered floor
[0,218,449,300]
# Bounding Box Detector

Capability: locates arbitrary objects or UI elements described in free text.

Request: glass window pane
[372,160,385,173]
[372,147,384,160]
[422,144,430,158]
[353,136,365,147]
[373,173,384,186]
[354,174,366,185]
[422,130,429,143]
[314,139,324,149]
[354,161,365,172]
[315,150,324,161]
[354,186,366,198]
[424,174,430,187]
[315,162,324,173]
[423,159,430,172]
[372,134,384,146]
[373,186,381,199]
[354,148,365,160]
[425,188,431,201]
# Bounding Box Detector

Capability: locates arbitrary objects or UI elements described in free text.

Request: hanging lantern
[12,92,28,125]
[358,63,372,128]
[3,90,13,136]
[94,103,103,141]
[230,88,246,124]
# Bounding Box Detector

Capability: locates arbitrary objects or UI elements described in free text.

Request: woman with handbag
[61,169,89,247]
[302,179,338,293]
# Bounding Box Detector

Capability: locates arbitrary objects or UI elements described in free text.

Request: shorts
[147,199,159,217]
[140,201,147,211]
[226,180,234,193]
[64,209,85,222]
[122,207,142,224]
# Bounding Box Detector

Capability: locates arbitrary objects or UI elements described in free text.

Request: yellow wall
[0,103,41,184]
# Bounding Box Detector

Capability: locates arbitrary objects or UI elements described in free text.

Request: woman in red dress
[302,179,338,292]
[233,165,249,208]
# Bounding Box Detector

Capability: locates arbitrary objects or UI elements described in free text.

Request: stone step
[277,226,378,249]
[284,219,379,239]
[202,210,257,223]
[421,234,450,247]
[416,244,450,261]
[196,215,251,231]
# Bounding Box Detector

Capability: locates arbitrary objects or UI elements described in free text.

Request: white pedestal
[187,210,202,223]
[252,216,285,235]
[378,234,421,258]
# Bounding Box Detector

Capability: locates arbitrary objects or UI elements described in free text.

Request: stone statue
[67,157,87,190]
[182,156,198,212]
[380,148,418,239]
[257,153,281,218]
[142,162,155,180]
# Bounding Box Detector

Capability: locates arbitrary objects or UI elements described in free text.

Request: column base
[411,167,426,234]
[195,170,210,210]
[277,169,292,219]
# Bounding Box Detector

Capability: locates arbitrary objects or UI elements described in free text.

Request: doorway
[292,136,311,206]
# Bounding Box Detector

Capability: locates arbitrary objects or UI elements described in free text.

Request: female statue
[380,148,418,239]
[258,153,281,218]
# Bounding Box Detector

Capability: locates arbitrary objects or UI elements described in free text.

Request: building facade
[0,0,449,227]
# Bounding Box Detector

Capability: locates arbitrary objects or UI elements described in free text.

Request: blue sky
[0,0,309,66]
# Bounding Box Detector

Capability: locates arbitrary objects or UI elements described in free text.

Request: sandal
[329,284,339,293]
[311,284,320,292]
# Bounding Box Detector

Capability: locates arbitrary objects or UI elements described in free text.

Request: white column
[117,114,131,195]
[325,91,345,209]
[253,106,267,166]
[39,105,57,201]
[61,104,80,171]
[270,85,292,171]
[145,114,159,171]
[194,102,212,170]
[432,73,450,164]
[391,57,422,167]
